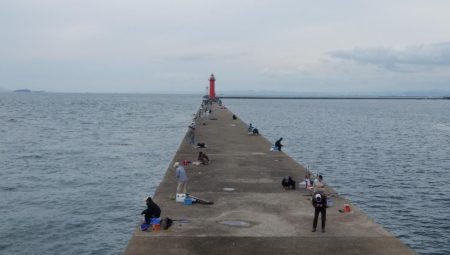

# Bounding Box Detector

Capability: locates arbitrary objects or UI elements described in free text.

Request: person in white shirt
[313,175,325,193]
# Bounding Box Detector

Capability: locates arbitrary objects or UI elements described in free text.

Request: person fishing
[275,137,283,151]
[141,197,161,224]
[313,175,325,193]
[248,123,254,133]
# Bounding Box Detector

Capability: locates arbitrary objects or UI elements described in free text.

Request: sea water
[0,93,199,255]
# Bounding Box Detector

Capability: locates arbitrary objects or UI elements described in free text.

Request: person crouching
[198,152,210,165]
[281,176,296,190]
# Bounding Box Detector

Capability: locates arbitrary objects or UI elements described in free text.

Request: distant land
[11,89,45,93]
[14,89,32,92]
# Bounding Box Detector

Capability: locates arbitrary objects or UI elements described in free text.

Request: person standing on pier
[174,161,188,194]
[312,192,327,232]
[188,123,196,145]
[275,137,283,151]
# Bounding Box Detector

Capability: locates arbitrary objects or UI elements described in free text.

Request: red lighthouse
[209,74,216,99]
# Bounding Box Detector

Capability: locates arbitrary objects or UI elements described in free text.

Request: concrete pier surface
[124,103,415,255]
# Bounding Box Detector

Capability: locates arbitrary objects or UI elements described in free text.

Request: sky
[1,0,450,94]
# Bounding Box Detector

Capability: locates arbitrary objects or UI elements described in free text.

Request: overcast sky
[1,0,450,94]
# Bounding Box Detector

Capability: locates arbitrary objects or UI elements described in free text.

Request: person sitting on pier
[232,114,237,120]
[141,197,161,224]
[281,176,296,190]
[275,137,283,151]
[247,123,259,135]
[313,175,325,193]
[198,151,210,165]
[312,191,327,232]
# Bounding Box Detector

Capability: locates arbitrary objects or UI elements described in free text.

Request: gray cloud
[328,42,450,72]
[2,1,450,93]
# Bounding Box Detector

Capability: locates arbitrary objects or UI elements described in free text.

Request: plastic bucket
[152,224,161,231]
[344,204,351,212]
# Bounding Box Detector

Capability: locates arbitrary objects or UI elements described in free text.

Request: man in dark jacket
[141,197,161,224]
[281,176,296,190]
[275,137,283,151]
[312,192,327,232]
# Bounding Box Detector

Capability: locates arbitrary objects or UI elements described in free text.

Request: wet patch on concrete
[218,220,252,228]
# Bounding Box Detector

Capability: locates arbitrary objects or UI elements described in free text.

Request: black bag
[161,217,173,230]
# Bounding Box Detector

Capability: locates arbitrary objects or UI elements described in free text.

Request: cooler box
[184,197,193,205]
[176,193,186,202]
[150,218,161,225]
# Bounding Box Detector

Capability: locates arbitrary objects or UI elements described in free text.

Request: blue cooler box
[184,198,193,205]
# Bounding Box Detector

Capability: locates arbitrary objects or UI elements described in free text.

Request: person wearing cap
[313,175,325,193]
[174,161,188,194]
[275,137,283,151]
[141,197,161,224]
[312,191,327,232]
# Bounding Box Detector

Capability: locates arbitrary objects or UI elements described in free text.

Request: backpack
[161,217,173,230]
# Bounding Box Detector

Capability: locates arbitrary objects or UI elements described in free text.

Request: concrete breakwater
[124,102,415,255]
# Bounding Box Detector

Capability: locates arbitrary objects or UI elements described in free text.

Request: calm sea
[1,94,449,254]
[0,93,200,255]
